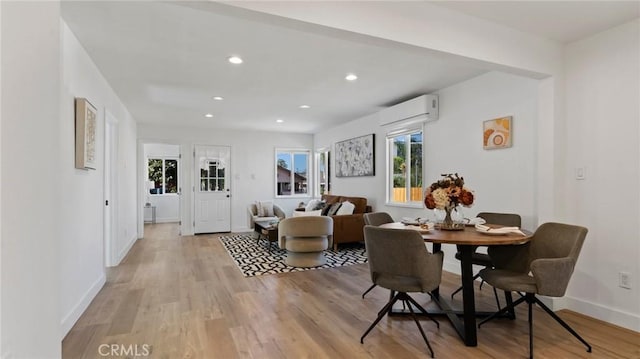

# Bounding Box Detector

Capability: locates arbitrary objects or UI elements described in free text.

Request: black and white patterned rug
[219,233,368,277]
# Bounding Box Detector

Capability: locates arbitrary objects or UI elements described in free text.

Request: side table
[144,204,156,224]
[254,221,278,253]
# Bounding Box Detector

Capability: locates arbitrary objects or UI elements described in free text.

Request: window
[387,129,423,205]
[315,149,331,196]
[276,149,311,197]
[148,158,178,195]
[200,160,225,192]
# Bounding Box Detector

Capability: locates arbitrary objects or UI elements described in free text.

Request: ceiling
[433,1,639,43]
[61,1,639,134]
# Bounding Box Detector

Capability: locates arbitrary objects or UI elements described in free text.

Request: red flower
[460,189,474,206]
[424,192,436,209]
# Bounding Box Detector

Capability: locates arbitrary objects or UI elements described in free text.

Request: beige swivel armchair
[277,216,333,267]
[361,225,443,358]
[247,203,286,239]
[478,222,591,358]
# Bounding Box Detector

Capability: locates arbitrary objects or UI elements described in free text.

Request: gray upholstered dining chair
[451,212,522,311]
[478,222,591,358]
[363,212,394,226]
[361,225,443,358]
[361,212,395,298]
[277,216,333,268]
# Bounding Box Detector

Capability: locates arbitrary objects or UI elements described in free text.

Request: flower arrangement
[424,173,474,211]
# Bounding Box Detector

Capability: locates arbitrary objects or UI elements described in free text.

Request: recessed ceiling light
[345,73,358,81]
[228,56,243,64]
[276,119,284,123]
[299,105,310,109]
[212,96,224,101]
[204,113,213,118]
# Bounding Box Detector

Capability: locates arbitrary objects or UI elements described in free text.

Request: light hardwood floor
[63,223,639,358]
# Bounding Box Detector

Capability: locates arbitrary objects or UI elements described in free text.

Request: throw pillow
[313,200,327,211]
[292,209,322,217]
[326,202,342,216]
[336,200,355,215]
[257,201,274,217]
[321,203,332,216]
[305,199,321,212]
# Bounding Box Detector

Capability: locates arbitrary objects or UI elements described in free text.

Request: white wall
[315,71,538,272]
[137,125,313,236]
[563,19,640,331]
[144,143,180,223]
[59,21,138,337]
[1,1,61,357]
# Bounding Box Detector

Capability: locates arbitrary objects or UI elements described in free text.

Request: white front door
[194,145,231,233]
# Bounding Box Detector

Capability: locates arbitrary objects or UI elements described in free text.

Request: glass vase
[438,205,465,231]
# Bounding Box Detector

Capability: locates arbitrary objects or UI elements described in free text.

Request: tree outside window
[148,158,179,195]
[388,130,423,204]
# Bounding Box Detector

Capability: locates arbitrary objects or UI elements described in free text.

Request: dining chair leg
[504,291,516,319]
[492,286,501,310]
[478,295,527,328]
[405,297,435,358]
[528,296,534,359]
[405,294,439,328]
[361,293,401,343]
[362,284,376,298]
[534,297,592,352]
[451,272,482,299]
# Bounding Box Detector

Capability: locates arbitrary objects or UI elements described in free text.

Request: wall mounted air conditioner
[379,94,439,127]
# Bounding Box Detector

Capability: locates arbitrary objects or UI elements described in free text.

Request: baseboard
[232,226,251,233]
[116,233,138,265]
[60,274,106,339]
[144,218,178,224]
[562,296,640,332]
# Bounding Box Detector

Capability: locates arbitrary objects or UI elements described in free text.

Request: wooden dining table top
[378,222,533,245]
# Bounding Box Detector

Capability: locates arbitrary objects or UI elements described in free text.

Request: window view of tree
[388,130,423,203]
[317,151,330,196]
[164,159,178,193]
[148,158,179,195]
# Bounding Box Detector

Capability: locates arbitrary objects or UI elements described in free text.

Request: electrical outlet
[619,271,631,289]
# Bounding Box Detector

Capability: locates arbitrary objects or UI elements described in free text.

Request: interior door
[104,110,118,266]
[194,145,231,233]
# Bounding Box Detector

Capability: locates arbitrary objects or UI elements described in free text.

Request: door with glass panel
[194,145,231,233]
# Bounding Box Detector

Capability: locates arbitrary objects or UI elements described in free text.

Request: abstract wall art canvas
[75,97,97,169]
[483,116,512,150]
[335,133,375,177]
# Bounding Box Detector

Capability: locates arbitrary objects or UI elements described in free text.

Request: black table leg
[459,245,478,346]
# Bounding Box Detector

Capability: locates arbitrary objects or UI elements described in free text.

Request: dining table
[379,222,533,347]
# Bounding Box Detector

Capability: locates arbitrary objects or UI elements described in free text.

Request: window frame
[385,126,425,208]
[275,148,312,198]
[147,156,179,196]
[198,159,226,193]
[314,148,331,197]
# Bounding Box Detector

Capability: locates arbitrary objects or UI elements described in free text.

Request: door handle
[226,195,230,198]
